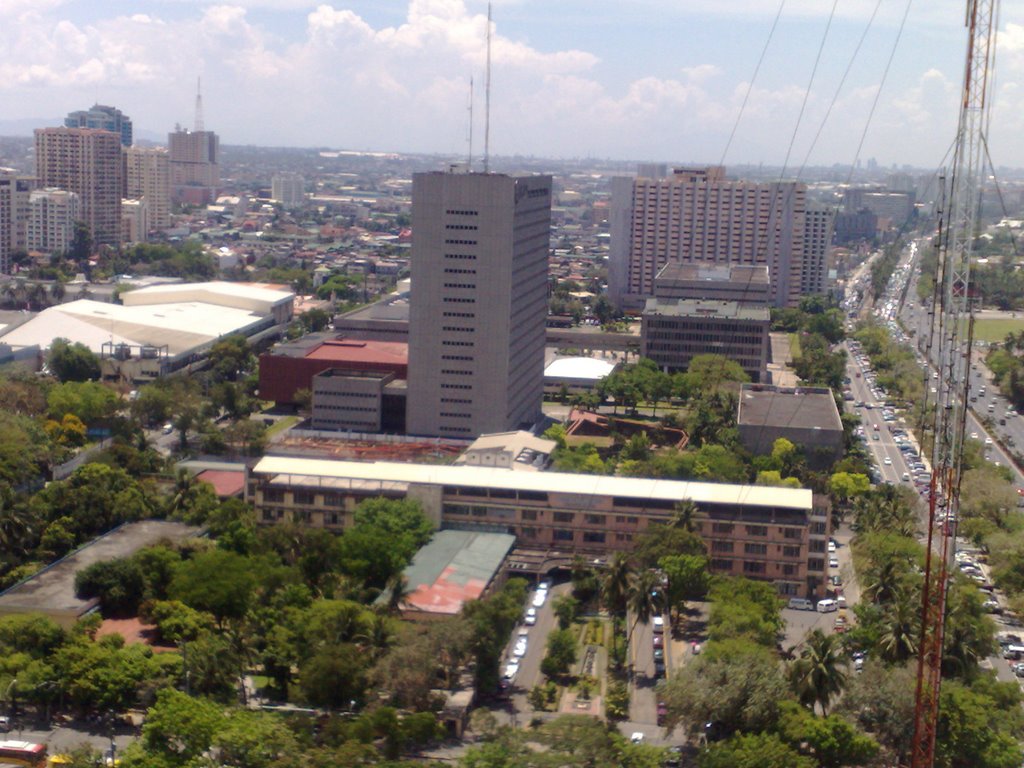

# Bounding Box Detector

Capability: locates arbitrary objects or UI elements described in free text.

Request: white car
[827,541,837,553]
[524,607,537,626]
[829,557,840,569]
[503,661,519,680]
[513,639,527,658]
[630,732,644,744]
[883,457,892,466]
[532,591,547,608]
[652,616,665,633]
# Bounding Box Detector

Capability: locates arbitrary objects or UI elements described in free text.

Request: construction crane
[910,1,998,766]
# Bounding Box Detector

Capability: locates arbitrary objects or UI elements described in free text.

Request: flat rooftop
[655,262,769,284]
[252,456,812,510]
[306,338,408,366]
[643,299,770,321]
[544,356,616,381]
[0,521,201,619]
[737,384,843,431]
[399,530,515,616]
[339,295,411,323]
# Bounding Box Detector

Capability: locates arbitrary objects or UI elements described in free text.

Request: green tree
[140,687,222,764]
[551,594,580,630]
[75,557,146,617]
[540,628,578,679]
[47,338,100,382]
[47,381,119,424]
[170,549,257,626]
[299,643,367,708]
[777,701,878,768]
[699,731,814,768]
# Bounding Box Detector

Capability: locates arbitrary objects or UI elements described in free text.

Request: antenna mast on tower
[483,2,492,173]
[194,77,205,133]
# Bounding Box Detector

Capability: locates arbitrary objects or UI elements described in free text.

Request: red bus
[0,740,46,767]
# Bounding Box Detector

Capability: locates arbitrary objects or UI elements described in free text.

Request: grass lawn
[965,318,1024,344]
[265,415,300,439]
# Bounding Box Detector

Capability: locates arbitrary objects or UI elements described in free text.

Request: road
[505,582,562,721]
[627,611,661,727]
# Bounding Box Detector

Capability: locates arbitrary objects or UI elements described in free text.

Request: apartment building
[609,166,807,310]
[27,188,80,255]
[34,128,123,248]
[64,104,132,148]
[802,204,834,296]
[406,171,551,438]
[125,147,171,230]
[0,170,33,274]
[272,173,306,208]
[247,456,828,598]
[168,128,220,204]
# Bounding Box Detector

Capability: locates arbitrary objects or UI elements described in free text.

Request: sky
[3,0,1024,169]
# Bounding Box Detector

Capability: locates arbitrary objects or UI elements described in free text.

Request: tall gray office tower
[407,171,552,439]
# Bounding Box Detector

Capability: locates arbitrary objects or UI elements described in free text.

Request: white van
[817,598,838,613]
[837,595,848,609]
[788,598,814,611]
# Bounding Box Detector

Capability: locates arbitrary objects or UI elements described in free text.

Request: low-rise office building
[737,384,844,468]
[652,262,770,305]
[247,456,827,598]
[311,368,406,433]
[641,299,770,381]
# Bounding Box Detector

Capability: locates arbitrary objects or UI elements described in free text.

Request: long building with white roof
[247,456,830,599]
[0,281,294,383]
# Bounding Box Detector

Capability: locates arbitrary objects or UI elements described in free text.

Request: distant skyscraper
[64,104,133,148]
[28,188,80,255]
[609,166,807,309]
[0,170,34,273]
[406,171,552,439]
[272,173,305,208]
[168,128,220,205]
[34,127,123,248]
[125,147,171,229]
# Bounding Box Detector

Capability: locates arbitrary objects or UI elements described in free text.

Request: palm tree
[601,552,631,620]
[627,569,662,647]
[878,591,919,663]
[49,281,66,305]
[863,558,907,606]
[384,574,414,614]
[790,629,848,715]
[601,552,632,668]
[668,500,699,532]
[0,497,35,560]
[356,612,395,659]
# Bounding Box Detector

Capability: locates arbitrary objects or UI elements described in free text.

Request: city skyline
[3,1,1024,169]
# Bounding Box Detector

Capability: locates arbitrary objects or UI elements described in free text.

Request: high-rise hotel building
[34,128,123,248]
[406,171,552,438]
[609,166,811,310]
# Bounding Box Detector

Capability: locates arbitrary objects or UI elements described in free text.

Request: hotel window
[711,522,734,534]
[583,531,606,544]
[293,491,315,506]
[521,509,538,521]
[711,540,733,553]
[745,525,768,536]
[584,514,602,525]
[743,561,766,574]
[744,543,768,555]
[710,558,733,571]
[263,488,285,503]
[553,529,574,542]
[553,512,574,523]
[782,546,801,558]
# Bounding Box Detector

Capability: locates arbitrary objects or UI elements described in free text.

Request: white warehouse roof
[544,356,616,382]
[122,281,293,314]
[251,456,812,511]
[0,299,270,356]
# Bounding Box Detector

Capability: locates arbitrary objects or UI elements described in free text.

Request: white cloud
[0,1,1022,165]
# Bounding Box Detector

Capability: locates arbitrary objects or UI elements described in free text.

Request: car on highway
[883,457,892,465]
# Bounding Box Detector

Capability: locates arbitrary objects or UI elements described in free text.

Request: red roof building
[259,335,408,405]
